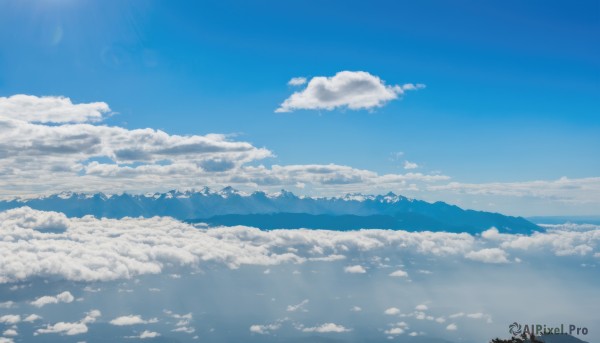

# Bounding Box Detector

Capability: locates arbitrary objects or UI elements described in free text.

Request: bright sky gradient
[0,0,598,216]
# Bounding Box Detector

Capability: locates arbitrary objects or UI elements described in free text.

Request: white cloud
[384,327,404,335]
[0,207,597,284]
[446,323,458,331]
[171,326,195,333]
[81,310,101,324]
[0,107,448,198]
[286,299,309,312]
[127,330,161,339]
[276,71,424,113]
[384,307,401,315]
[36,322,88,336]
[350,306,362,312]
[249,322,281,335]
[288,77,307,86]
[109,315,157,326]
[30,291,75,307]
[301,323,351,333]
[0,315,20,325]
[2,330,17,337]
[428,176,600,205]
[24,314,42,322]
[389,270,408,277]
[403,161,418,170]
[0,94,110,123]
[0,301,14,309]
[0,115,271,198]
[344,265,366,274]
[465,248,510,264]
[415,304,428,311]
[449,312,464,318]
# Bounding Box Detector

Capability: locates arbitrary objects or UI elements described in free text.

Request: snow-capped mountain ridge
[0,187,540,234]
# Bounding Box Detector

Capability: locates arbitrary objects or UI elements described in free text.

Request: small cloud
[466,248,510,264]
[286,299,309,312]
[415,304,428,311]
[171,326,195,333]
[403,161,418,170]
[30,291,75,308]
[276,71,424,113]
[24,314,42,322]
[0,315,20,325]
[81,310,101,324]
[301,323,351,333]
[344,265,366,274]
[35,322,88,336]
[109,315,157,326]
[249,322,281,335]
[2,329,17,337]
[0,301,14,309]
[446,323,458,331]
[384,307,401,315]
[384,327,404,335]
[288,77,307,86]
[389,270,408,278]
[350,306,362,312]
[139,330,160,339]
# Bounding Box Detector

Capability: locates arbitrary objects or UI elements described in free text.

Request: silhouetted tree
[490,332,543,343]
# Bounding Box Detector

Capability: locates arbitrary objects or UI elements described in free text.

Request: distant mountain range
[0,187,540,233]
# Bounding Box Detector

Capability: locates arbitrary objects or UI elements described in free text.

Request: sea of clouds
[0,207,598,342]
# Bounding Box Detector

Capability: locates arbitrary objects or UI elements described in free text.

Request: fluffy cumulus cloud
[35,322,88,336]
[34,310,98,337]
[384,308,401,316]
[344,265,367,274]
[0,208,598,284]
[389,269,408,277]
[30,291,75,307]
[139,330,160,338]
[276,71,424,112]
[0,94,110,123]
[0,315,20,325]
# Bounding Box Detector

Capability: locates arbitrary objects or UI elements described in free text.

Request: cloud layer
[0,93,453,199]
[0,207,597,284]
[276,71,424,112]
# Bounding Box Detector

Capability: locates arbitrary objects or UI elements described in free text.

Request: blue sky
[0,0,598,215]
